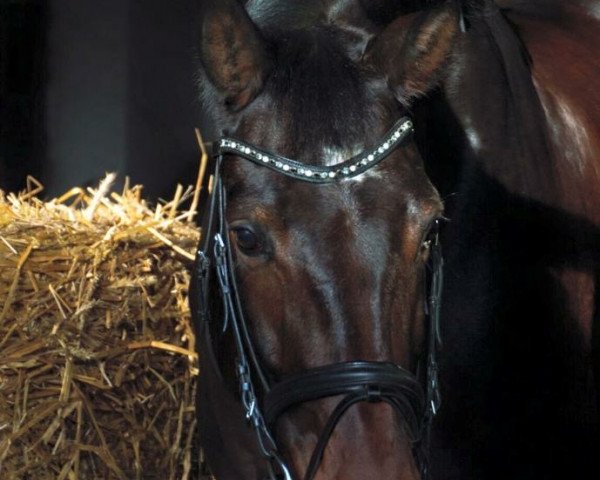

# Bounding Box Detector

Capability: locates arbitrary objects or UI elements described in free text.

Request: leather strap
[264,361,424,437]
[264,361,425,480]
[214,118,413,184]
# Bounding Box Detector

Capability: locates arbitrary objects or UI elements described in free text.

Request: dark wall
[45,0,129,196]
[127,0,211,200]
[1,0,210,200]
[0,0,47,193]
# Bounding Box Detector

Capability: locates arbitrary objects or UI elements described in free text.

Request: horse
[411,1,600,478]
[190,1,600,479]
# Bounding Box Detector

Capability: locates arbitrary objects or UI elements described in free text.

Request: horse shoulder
[498,2,600,379]
[504,3,600,221]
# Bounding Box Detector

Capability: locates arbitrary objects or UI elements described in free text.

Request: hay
[0,175,202,479]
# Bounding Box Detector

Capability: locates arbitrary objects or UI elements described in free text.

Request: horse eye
[231,226,263,255]
[420,220,440,259]
[420,238,433,261]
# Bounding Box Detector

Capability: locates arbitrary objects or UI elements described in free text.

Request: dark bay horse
[413,1,600,478]
[191,0,600,478]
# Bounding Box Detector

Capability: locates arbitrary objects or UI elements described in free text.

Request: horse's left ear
[363,3,460,104]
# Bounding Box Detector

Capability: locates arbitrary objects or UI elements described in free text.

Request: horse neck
[437,5,556,203]
[434,2,600,222]
[425,2,600,357]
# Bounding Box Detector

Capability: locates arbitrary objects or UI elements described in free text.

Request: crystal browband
[213,117,414,183]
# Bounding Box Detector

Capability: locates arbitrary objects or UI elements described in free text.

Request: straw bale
[0,176,201,479]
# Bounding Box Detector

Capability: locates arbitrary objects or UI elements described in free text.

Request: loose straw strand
[187,127,209,223]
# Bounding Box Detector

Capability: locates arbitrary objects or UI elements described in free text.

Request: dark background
[0,0,212,201]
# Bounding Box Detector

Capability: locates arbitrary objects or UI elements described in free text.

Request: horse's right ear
[199,0,271,111]
[363,3,460,104]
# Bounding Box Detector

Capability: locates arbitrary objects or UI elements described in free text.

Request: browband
[214,117,413,183]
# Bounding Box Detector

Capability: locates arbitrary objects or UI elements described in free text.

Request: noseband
[193,117,443,480]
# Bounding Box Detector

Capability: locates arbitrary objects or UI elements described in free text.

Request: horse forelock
[262,27,388,157]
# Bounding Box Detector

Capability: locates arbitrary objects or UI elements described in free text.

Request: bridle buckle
[366,385,383,403]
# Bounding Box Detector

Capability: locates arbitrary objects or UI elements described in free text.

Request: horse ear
[200,0,271,111]
[364,3,460,104]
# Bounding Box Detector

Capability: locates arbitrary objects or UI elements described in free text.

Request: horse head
[194,1,461,479]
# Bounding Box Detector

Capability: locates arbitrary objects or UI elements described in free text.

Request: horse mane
[246,0,327,31]
[431,0,559,197]
[464,0,570,20]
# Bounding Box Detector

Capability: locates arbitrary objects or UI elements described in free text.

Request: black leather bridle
[193,117,443,480]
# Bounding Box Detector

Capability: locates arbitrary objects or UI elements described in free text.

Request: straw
[0,173,202,479]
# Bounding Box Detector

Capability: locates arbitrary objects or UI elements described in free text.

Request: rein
[194,117,443,480]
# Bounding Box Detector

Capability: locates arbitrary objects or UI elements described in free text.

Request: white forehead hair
[321,146,362,167]
[321,145,383,183]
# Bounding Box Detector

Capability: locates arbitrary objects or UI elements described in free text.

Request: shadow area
[416,98,600,479]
